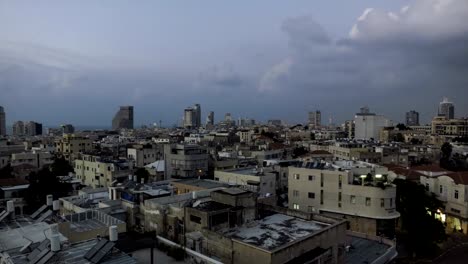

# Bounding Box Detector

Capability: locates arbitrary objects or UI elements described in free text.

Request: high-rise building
[183,104,202,129]
[206,111,214,126]
[308,110,321,129]
[0,106,5,136]
[112,106,134,130]
[61,124,75,134]
[354,107,392,140]
[225,113,232,122]
[194,104,201,128]
[25,121,43,136]
[13,121,25,136]
[438,97,455,120]
[405,110,420,126]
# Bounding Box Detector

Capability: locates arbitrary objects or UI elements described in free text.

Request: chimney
[109,226,118,242]
[46,195,53,206]
[50,234,61,252]
[52,200,60,211]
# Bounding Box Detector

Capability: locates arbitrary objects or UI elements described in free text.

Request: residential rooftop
[173,179,230,189]
[220,214,329,251]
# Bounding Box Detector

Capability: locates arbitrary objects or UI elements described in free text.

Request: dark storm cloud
[260,0,468,122]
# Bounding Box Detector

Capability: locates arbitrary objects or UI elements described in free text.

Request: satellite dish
[193,200,201,208]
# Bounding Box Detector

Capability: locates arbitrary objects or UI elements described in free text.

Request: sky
[1,0,467,127]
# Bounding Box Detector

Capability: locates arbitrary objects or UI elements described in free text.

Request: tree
[49,156,74,176]
[393,133,405,142]
[310,132,316,140]
[441,142,452,159]
[292,147,308,158]
[396,123,410,131]
[135,168,150,183]
[0,164,13,179]
[394,179,446,257]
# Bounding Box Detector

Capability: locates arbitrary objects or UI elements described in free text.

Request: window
[440,185,443,194]
[293,203,300,210]
[390,198,393,207]
[320,190,324,205]
[366,197,371,206]
[338,175,342,189]
[338,192,342,202]
[425,183,429,191]
[320,174,324,187]
[293,190,300,197]
[294,174,300,180]
[455,190,459,199]
[308,206,314,212]
[190,215,201,224]
[308,175,314,181]
[308,192,315,199]
[350,195,356,204]
[381,198,385,208]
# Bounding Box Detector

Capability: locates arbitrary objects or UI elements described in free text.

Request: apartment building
[214,167,277,195]
[288,160,399,238]
[127,144,161,167]
[164,144,208,179]
[74,154,133,188]
[416,166,468,234]
[10,151,53,168]
[328,141,369,160]
[431,117,468,137]
[55,134,93,160]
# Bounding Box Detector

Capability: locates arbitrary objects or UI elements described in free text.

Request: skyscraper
[438,97,455,120]
[112,106,134,130]
[405,110,420,126]
[308,110,321,129]
[194,104,201,128]
[183,107,195,128]
[206,111,214,126]
[13,121,24,136]
[0,106,5,136]
[25,121,43,136]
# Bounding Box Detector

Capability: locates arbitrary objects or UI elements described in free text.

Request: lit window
[293,204,300,210]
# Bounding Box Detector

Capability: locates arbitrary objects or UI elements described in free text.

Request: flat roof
[221,214,329,251]
[224,167,276,177]
[345,236,391,264]
[174,179,229,189]
[0,222,68,251]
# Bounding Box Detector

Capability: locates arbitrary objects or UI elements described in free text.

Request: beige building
[55,134,93,160]
[214,167,277,196]
[328,141,369,160]
[10,151,53,168]
[74,154,133,188]
[127,144,160,167]
[164,144,208,179]
[288,160,399,237]
[431,117,468,137]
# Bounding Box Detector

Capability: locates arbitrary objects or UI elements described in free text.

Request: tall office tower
[405,110,420,126]
[0,106,5,136]
[13,121,25,136]
[438,97,455,120]
[206,111,214,126]
[308,110,321,129]
[183,107,196,128]
[354,107,392,140]
[194,104,201,128]
[61,124,75,134]
[225,113,232,122]
[112,106,134,130]
[25,121,43,136]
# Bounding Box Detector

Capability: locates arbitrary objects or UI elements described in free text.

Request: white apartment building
[10,151,53,168]
[127,145,160,167]
[74,154,133,188]
[415,166,468,234]
[214,167,277,196]
[288,160,400,238]
[354,107,392,140]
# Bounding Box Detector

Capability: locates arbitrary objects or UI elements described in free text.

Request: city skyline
[1,0,467,126]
